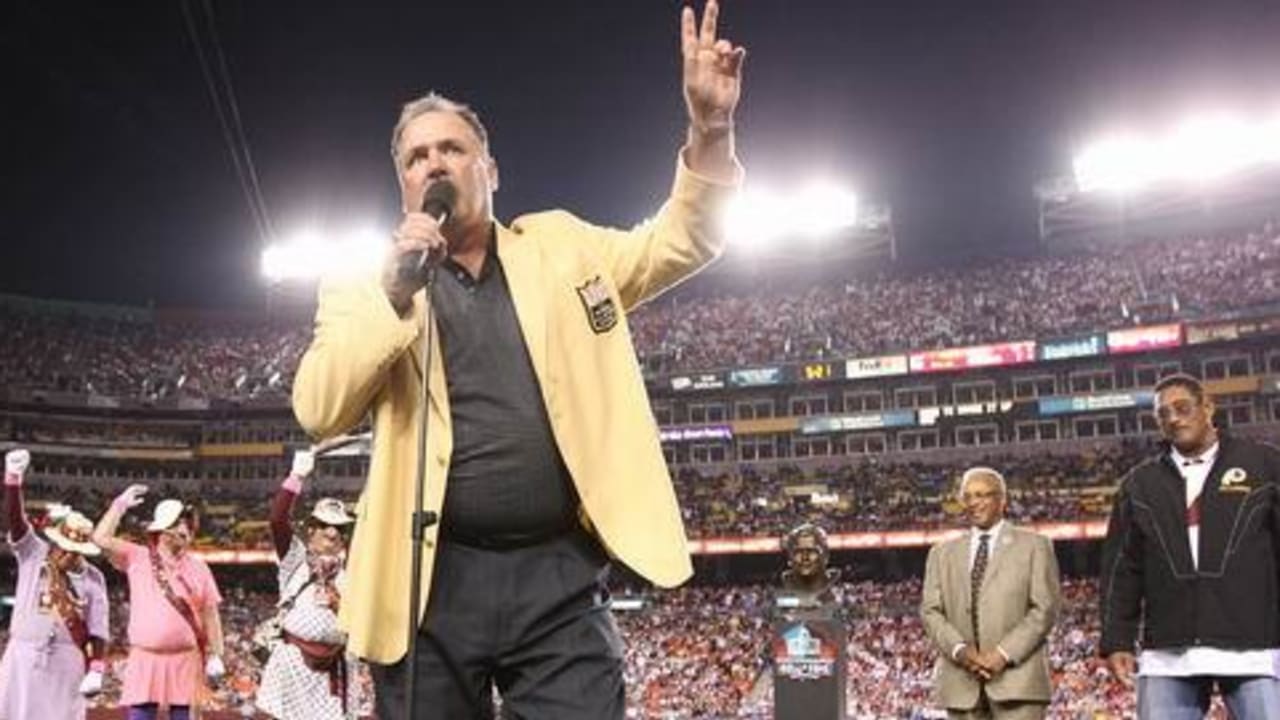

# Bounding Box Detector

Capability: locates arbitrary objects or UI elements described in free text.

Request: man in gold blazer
[921,467,1062,720]
[291,2,744,717]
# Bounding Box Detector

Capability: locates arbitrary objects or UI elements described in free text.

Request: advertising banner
[1038,390,1154,416]
[659,424,734,442]
[1106,324,1182,354]
[1038,334,1106,361]
[670,373,726,391]
[728,366,785,387]
[908,340,1036,373]
[844,354,909,379]
[799,410,916,434]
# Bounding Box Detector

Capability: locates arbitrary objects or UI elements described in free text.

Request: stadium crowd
[1,222,1277,401]
[5,444,1139,550]
[671,445,1135,538]
[5,573,1222,718]
[0,306,304,402]
[630,223,1280,371]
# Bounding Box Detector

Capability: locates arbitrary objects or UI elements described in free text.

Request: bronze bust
[779,523,839,607]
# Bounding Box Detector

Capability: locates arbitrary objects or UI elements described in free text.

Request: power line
[200,0,276,242]
[179,0,273,244]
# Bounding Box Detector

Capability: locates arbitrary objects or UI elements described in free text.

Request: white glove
[205,654,226,681]
[290,449,315,479]
[78,669,104,696]
[113,484,149,511]
[5,449,30,483]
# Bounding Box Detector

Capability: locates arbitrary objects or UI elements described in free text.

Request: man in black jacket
[1100,373,1280,718]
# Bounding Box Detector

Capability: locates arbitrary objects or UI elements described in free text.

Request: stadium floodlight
[1165,114,1258,183]
[1073,110,1280,193]
[792,180,860,238]
[260,226,387,283]
[1268,114,1280,161]
[1071,134,1163,194]
[1264,115,1280,163]
[723,178,859,252]
[724,185,785,251]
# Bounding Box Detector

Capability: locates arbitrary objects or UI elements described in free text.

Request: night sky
[5,0,1280,309]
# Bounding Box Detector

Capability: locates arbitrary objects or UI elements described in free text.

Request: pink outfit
[113,541,222,707]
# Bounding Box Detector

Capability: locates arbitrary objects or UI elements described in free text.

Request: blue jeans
[1137,676,1280,720]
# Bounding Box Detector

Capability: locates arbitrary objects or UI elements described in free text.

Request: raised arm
[681,0,745,183]
[270,450,315,558]
[4,449,31,541]
[596,1,745,310]
[92,484,148,565]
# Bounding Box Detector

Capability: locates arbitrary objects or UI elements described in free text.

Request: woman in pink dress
[92,484,226,720]
[0,449,110,720]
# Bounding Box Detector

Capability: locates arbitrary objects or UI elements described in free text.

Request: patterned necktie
[970,533,990,648]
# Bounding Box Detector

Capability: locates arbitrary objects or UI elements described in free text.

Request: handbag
[252,574,316,664]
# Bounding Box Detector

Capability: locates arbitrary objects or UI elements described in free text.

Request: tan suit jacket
[292,158,735,663]
[921,524,1061,709]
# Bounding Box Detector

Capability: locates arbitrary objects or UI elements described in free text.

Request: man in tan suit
[291,2,744,718]
[921,467,1062,719]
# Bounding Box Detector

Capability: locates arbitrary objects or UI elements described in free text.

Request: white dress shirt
[968,520,1004,571]
[952,521,1010,662]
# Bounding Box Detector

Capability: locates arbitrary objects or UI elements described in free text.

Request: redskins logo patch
[1219,467,1252,493]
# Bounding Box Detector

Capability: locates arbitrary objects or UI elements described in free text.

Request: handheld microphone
[399,181,458,281]
[422,180,457,223]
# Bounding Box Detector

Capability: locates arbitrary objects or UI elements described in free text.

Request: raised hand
[114,484,149,511]
[290,449,316,479]
[5,449,30,483]
[383,209,449,314]
[681,0,746,133]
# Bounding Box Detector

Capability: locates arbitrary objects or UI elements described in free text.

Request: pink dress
[112,541,222,707]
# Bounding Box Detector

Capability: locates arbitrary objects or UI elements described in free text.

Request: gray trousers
[370,529,624,720]
[947,689,1047,720]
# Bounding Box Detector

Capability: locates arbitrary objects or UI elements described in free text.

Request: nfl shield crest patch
[576,275,618,333]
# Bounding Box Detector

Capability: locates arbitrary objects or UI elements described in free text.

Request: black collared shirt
[431,240,578,546]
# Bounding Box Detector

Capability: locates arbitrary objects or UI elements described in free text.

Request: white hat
[146,499,194,533]
[45,511,101,557]
[309,498,354,526]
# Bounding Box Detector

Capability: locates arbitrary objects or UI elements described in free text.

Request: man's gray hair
[958,466,1007,498]
[389,91,491,161]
